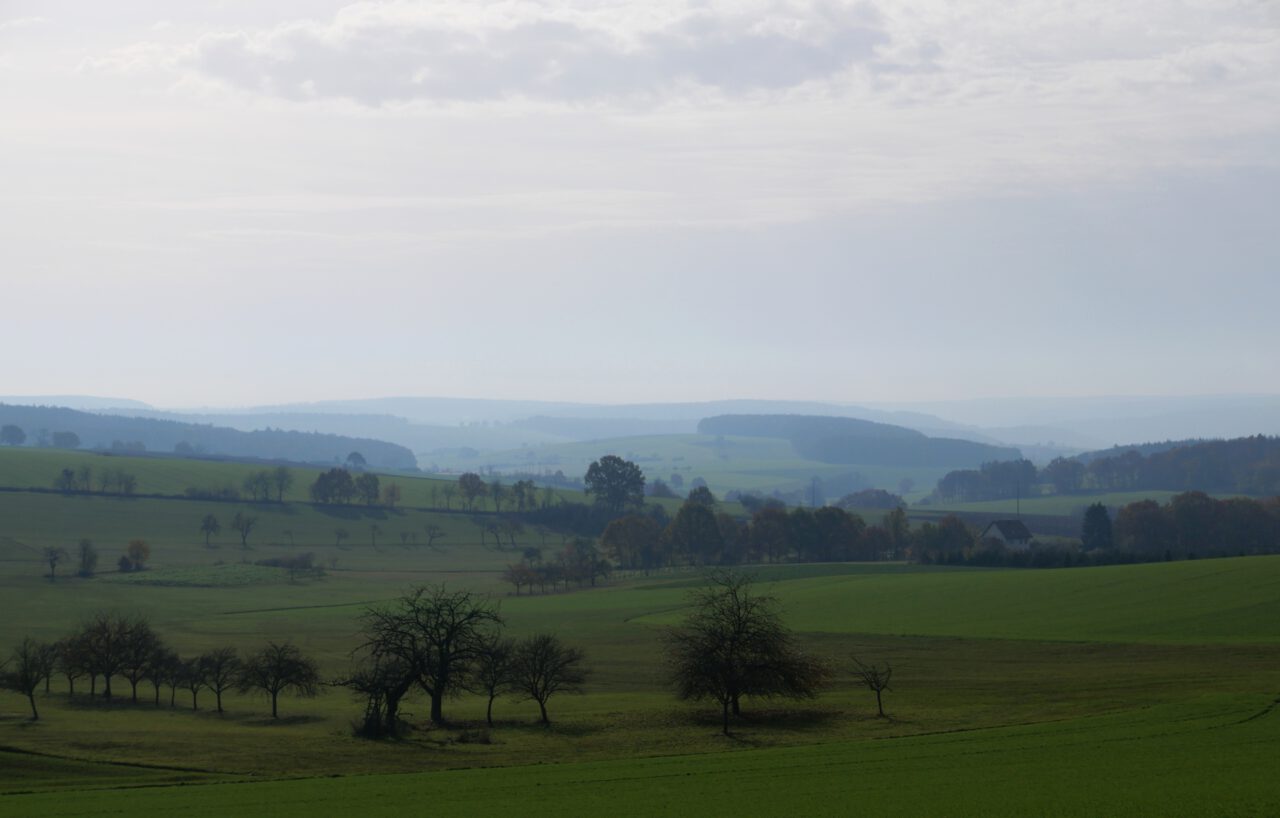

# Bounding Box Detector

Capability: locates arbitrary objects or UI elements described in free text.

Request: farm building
[980,519,1033,549]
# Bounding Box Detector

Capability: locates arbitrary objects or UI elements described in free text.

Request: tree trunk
[191,690,198,711]
[731,695,741,716]
[538,699,549,725]
[68,677,75,696]
[271,690,279,718]
[875,689,884,718]
[154,683,161,706]
[103,676,113,698]
[216,689,223,713]
[130,679,139,702]
[90,674,97,696]
[430,690,444,725]
[28,693,39,721]
[721,700,730,735]
[486,695,496,727]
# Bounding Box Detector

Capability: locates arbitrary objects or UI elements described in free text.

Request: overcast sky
[2,0,1277,408]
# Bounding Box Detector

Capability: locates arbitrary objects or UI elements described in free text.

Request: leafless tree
[851,656,893,718]
[231,513,257,550]
[238,642,320,718]
[511,633,587,726]
[665,571,831,735]
[2,638,54,719]
[357,585,501,726]
[43,546,67,581]
[202,647,242,713]
[118,618,161,702]
[467,634,516,727]
[423,524,445,549]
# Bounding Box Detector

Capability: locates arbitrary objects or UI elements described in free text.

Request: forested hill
[0,404,416,469]
[934,435,1280,500]
[697,414,1021,467]
[1073,438,1210,464]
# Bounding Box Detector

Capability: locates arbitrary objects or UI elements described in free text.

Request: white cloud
[0,16,50,33]
[166,0,885,105]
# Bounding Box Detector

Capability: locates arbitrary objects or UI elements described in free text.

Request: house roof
[982,519,1033,540]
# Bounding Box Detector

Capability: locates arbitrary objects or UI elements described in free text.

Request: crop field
[1,453,1277,816]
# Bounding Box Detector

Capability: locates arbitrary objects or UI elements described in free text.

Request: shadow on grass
[238,713,328,727]
[682,706,849,742]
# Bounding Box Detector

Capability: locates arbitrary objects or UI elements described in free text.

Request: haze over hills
[0,403,416,469]
[3,393,1279,470]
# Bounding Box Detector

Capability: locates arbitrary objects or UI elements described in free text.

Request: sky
[2,0,1278,409]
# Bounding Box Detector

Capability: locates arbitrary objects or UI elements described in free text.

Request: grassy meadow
[432,433,952,501]
[1,451,1278,815]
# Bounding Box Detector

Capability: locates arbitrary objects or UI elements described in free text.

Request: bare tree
[851,656,893,718]
[239,642,320,718]
[381,482,402,508]
[334,652,415,739]
[511,633,587,726]
[144,646,179,706]
[80,612,128,698]
[43,546,67,581]
[2,638,54,719]
[467,634,516,727]
[200,514,221,548]
[357,585,501,726]
[271,466,294,502]
[457,473,487,512]
[56,635,89,695]
[334,528,350,548]
[181,657,207,710]
[231,513,257,550]
[664,571,831,734]
[77,539,97,577]
[202,647,242,713]
[423,525,445,549]
[118,618,162,702]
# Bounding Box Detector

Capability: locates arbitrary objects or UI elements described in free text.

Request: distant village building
[980,519,1033,549]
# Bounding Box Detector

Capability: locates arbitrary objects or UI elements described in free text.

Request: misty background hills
[2,395,1278,493]
[6,393,1277,457]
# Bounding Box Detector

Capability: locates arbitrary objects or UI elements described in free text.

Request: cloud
[180,1,887,105]
[0,16,51,33]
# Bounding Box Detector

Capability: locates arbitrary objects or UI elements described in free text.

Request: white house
[979,519,1033,549]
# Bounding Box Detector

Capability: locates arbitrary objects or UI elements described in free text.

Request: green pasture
[2,461,1278,818]
[5,693,1277,817]
[0,447,586,511]
[3,558,1279,783]
[0,491,542,579]
[921,490,1193,518]
[431,433,952,499]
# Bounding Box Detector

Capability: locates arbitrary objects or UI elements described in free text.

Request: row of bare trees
[0,614,318,720]
[501,539,610,595]
[338,585,587,737]
[52,465,137,495]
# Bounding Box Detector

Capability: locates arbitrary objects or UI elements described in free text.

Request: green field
[1,454,1277,815]
[431,433,952,500]
[7,694,1276,817]
[0,446,586,510]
